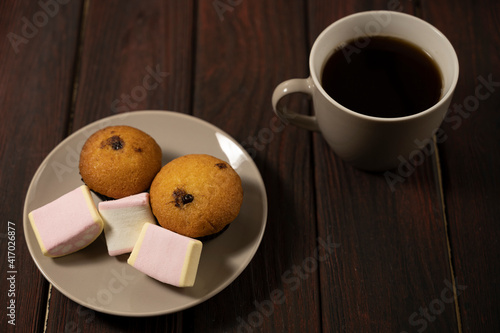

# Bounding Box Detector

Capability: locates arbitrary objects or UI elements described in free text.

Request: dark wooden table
[1,0,499,332]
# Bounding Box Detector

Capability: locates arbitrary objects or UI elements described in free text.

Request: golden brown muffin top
[79,125,162,199]
[150,154,243,238]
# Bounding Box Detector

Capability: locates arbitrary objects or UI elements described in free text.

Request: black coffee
[321,36,442,118]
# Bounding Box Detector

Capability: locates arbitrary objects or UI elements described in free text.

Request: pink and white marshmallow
[28,185,104,257]
[128,223,203,287]
[98,192,155,256]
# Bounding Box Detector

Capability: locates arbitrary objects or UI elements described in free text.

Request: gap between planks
[43,284,52,333]
[65,0,89,137]
[433,136,463,333]
[42,0,89,330]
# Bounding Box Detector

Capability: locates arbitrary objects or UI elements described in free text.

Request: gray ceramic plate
[23,111,268,316]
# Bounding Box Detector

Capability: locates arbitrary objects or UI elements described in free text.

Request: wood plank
[184,0,322,332]
[72,0,195,130]
[307,1,459,331]
[422,0,500,331]
[0,0,83,332]
[44,0,195,331]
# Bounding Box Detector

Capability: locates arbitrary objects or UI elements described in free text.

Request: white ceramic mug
[272,11,459,171]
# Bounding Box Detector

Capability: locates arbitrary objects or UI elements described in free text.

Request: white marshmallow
[98,193,155,256]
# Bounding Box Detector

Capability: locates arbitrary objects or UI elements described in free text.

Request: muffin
[79,125,162,199]
[149,154,243,238]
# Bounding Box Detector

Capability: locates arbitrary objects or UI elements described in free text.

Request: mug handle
[272,77,320,132]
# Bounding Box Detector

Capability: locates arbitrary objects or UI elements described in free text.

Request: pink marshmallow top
[133,224,190,286]
[31,186,99,251]
[98,192,150,210]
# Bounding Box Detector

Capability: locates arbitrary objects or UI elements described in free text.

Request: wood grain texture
[0,0,83,332]
[307,1,459,332]
[185,0,320,332]
[2,0,499,332]
[71,0,195,131]
[44,0,195,332]
[423,0,500,331]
